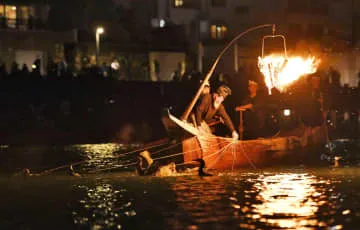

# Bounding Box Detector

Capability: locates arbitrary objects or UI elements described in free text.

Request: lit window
[174,0,183,7]
[210,25,227,39]
[151,18,166,28]
[5,5,17,28]
[20,6,34,19]
[0,5,4,17]
[173,0,199,9]
[19,6,35,29]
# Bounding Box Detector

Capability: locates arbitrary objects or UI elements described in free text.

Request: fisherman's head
[213,85,231,108]
[248,80,258,96]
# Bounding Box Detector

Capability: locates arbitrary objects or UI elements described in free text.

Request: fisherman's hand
[235,106,246,111]
[232,131,239,140]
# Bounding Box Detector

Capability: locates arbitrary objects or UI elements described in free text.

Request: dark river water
[0,140,359,230]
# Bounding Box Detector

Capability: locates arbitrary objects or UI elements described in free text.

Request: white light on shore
[159,19,165,28]
[96,27,104,35]
[283,109,291,117]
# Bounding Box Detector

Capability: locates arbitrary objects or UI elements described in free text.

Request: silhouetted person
[236,80,265,139]
[0,62,7,79]
[21,64,29,75]
[32,58,41,76]
[47,58,57,79]
[297,76,323,127]
[10,61,19,75]
[329,66,340,87]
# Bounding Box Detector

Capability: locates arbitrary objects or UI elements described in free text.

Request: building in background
[0,0,77,75]
[1,0,359,85]
[130,0,360,86]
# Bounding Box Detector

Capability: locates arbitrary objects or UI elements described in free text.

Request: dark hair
[216,85,232,97]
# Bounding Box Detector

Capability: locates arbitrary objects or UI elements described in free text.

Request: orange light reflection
[252,173,319,229]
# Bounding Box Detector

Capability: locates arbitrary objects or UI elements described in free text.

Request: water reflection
[2,167,360,229]
[72,181,136,229]
[251,173,326,229]
[168,176,237,229]
[71,143,137,171]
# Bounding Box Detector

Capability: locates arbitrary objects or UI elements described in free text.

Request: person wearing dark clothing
[297,76,323,127]
[236,80,265,139]
[196,85,239,139]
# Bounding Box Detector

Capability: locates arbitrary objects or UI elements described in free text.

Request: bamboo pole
[239,110,244,140]
[181,24,274,121]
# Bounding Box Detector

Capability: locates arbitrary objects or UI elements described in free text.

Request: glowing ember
[258,55,320,94]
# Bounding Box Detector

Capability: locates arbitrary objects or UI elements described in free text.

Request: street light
[96,27,104,66]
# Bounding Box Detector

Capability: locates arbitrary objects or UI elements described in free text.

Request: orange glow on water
[252,173,320,228]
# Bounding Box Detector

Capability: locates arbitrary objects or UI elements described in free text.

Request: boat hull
[167,112,327,169]
[182,126,327,170]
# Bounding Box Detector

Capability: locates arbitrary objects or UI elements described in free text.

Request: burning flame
[258,55,320,94]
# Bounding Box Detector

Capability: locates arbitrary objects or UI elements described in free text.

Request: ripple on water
[72,181,136,229]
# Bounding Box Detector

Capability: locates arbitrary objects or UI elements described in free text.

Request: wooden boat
[163,25,328,170]
[168,113,327,170]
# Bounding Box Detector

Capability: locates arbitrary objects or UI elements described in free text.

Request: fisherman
[136,150,177,176]
[235,80,265,139]
[195,84,239,139]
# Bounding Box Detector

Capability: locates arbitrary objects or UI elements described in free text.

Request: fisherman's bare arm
[196,94,210,125]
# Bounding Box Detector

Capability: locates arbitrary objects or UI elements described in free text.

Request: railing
[0,17,46,30]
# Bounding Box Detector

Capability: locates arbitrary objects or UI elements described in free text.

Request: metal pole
[96,32,100,66]
[181,24,274,121]
[234,43,238,73]
[239,110,244,140]
[197,42,203,73]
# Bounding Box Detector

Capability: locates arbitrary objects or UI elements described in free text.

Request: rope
[88,162,139,173]
[231,144,236,171]
[29,140,175,176]
[206,142,234,169]
[151,152,185,161]
[203,142,234,160]
[236,141,257,169]
[39,159,88,176]
[151,142,182,155]
[114,140,172,157]
[176,142,233,168]
[197,135,235,142]
[176,161,198,166]
[87,141,223,173]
